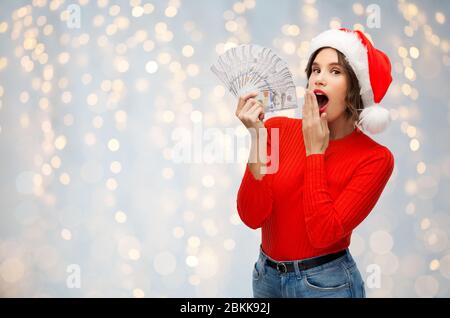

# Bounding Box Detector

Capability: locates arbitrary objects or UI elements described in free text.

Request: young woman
[235,28,395,298]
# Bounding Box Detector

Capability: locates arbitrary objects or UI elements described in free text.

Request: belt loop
[344,248,353,264]
[293,260,301,279]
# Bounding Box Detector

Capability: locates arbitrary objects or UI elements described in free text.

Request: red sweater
[236,116,394,261]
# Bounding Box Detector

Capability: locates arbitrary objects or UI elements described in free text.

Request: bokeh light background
[1,0,450,298]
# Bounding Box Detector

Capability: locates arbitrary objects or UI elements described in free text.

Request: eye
[312,68,320,73]
[331,69,341,74]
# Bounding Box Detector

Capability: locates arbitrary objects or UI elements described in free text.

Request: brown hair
[305,47,364,123]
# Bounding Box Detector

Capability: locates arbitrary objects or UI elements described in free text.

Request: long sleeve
[302,146,394,249]
[236,164,273,229]
[236,117,282,230]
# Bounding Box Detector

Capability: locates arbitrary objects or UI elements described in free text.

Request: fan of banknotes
[210,44,298,113]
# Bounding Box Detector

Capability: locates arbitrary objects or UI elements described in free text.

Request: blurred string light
[0,0,449,298]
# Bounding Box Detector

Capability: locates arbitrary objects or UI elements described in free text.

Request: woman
[235,28,395,298]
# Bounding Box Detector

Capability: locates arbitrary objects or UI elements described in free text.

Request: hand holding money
[235,92,265,131]
[211,44,298,114]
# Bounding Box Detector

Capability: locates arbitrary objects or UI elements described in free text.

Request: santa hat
[308,28,393,134]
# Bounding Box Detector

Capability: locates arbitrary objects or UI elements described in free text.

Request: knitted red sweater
[236,116,394,261]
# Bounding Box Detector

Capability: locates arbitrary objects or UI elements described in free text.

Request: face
[307,48,348,123]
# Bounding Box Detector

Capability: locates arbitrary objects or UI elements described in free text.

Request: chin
[324,113,337,122]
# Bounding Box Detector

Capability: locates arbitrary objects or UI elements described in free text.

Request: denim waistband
[258,245,354,274]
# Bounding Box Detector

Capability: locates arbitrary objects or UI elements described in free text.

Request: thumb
[320,112,328,131]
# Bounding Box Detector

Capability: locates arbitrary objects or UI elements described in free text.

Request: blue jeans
[252,246,366,298]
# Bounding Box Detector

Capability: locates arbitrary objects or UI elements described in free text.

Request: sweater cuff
[305,154,327,189]
[242,163,273,190]
[306,153,325,170]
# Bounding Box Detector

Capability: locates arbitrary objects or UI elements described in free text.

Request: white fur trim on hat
[356,105,391,134]
[308,29,374,108]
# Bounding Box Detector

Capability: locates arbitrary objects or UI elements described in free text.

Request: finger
[248,104,263,122]
[249,102,263,116]
[306,90,313,119]
[310,91,319,120]
[302,92,306,119]
[241,98,257,114]
[302,97,306,119]
[320,112,328,133]
[254,102,265,121]
[245,102,259,116]
[302,94,310,125]
[303,91,310,124]
[237,91,258,114]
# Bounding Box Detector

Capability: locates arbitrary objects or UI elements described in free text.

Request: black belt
[265,250,347,274]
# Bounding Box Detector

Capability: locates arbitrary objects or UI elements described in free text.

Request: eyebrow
[312,62,342,68]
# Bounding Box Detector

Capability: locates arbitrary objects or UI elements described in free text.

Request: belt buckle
[276,262,287,273]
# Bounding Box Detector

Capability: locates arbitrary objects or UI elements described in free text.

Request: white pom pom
[357,105,391,134]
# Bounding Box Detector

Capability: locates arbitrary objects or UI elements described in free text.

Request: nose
[315,76,326,87]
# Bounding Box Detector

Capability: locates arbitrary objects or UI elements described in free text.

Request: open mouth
[313,89,329,113]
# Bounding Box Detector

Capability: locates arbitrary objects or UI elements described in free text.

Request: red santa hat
[308,28,393,134]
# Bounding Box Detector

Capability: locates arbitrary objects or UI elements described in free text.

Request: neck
[328,116,355,140]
